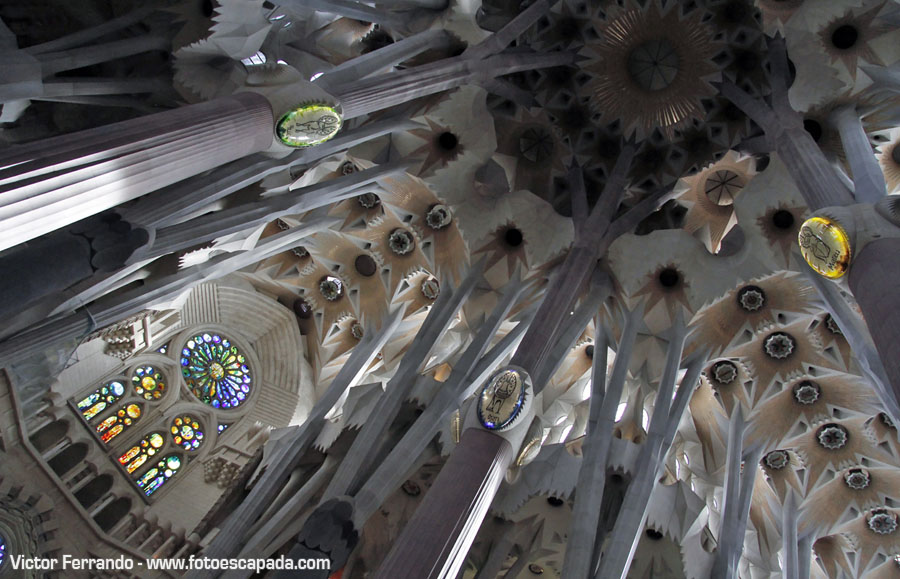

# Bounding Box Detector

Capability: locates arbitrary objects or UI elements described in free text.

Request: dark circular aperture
[547,496,565,507]
[627,38,680,91]
[585,345,595,359]
[504,228,524,247]
[831,25,859,50]
[355,254,377,277]
[659,268,680,288]
[892,145,900,166]
[646,529,664,540]
[772,210,795,230]
[202,0,214,17]
[438,131,459,150]
[803,119,823,142]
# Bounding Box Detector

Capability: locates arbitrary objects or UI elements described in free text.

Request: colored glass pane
[0,534,5,567]
[119,432,165,474]
[96,404,142,444]
[76,381,125,422]
[171,415,204,451]
[180,333,252,409]
[218,424,229,433]
[132,365,167,401]
[136,455,182,496]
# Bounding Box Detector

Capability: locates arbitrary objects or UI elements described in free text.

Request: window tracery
[136,455,182,496]
[181,333,252,409]
[77,381,126,421]
[96,404,142,443]
[132,365,166,401]
[171,415,204,451]
[119,432,165,474]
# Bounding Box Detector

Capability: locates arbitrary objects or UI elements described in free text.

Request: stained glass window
[119,432,164,474]
[76,381,126,422]
[136,455,182,496]
[132,365,166,401]
[96,404,142,444]
[0,534,5,568]
[156,343,169,354]
[181,333,252,409]
[171,415,204,451]
[218,424,229,433]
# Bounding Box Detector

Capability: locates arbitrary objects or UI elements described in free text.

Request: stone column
[848,239,900,409]
[0,92,274,252]
[371,428,513,579]
[829,105,886,203]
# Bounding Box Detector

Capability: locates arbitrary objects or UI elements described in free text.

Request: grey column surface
[315,30,454,91]
[372,428,514,579]
[232,459,340,572]
[798,534,812,579]
[188,306,406,578]
[781,490,800,579]
[121,115,418,229]
[351,278,527,525]
[711,406,746,579]
[0,92,274,251]
[136,160,411,261]
[830,105,887,203]
[510,153,633,384]
[593,313,687,579]
[0,212,149,323]
[0,219,334,367]
[716,35,855,212]
[333,51,574,119]
[562,307,640,579]
[472,521,518,579]
[848,238,900,415]
[321,261,484,500]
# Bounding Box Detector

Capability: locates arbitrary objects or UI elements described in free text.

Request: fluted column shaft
[830,105,886,203]
[372,428,513,579]
[0,92,274,252]
[849,239,900,411]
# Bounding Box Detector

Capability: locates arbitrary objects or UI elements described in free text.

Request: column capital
[239,65,343,156]
[799,200,900,281]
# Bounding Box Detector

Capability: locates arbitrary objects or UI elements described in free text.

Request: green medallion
[275,104,342,147]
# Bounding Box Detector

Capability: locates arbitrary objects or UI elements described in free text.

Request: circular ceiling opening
[658,267,681,288]
[803,119,823,142]
[772,209,795,230]
[438,131,459,150]
[627,38,680,91]
[504,228,524,247]
[831,24,859,50]
[355,254,377,277]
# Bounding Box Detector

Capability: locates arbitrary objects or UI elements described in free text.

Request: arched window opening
[96,404,142,444]
[118,432,165,474]
[30,420,68,453]
[94,497,132,532]
[136,455,182,496]
[48,442,87,476]
[74,474,113,508]
[77,381,126,421]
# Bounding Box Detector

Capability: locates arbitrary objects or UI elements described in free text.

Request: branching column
[371,428,514,579]
[0,92,274,251]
